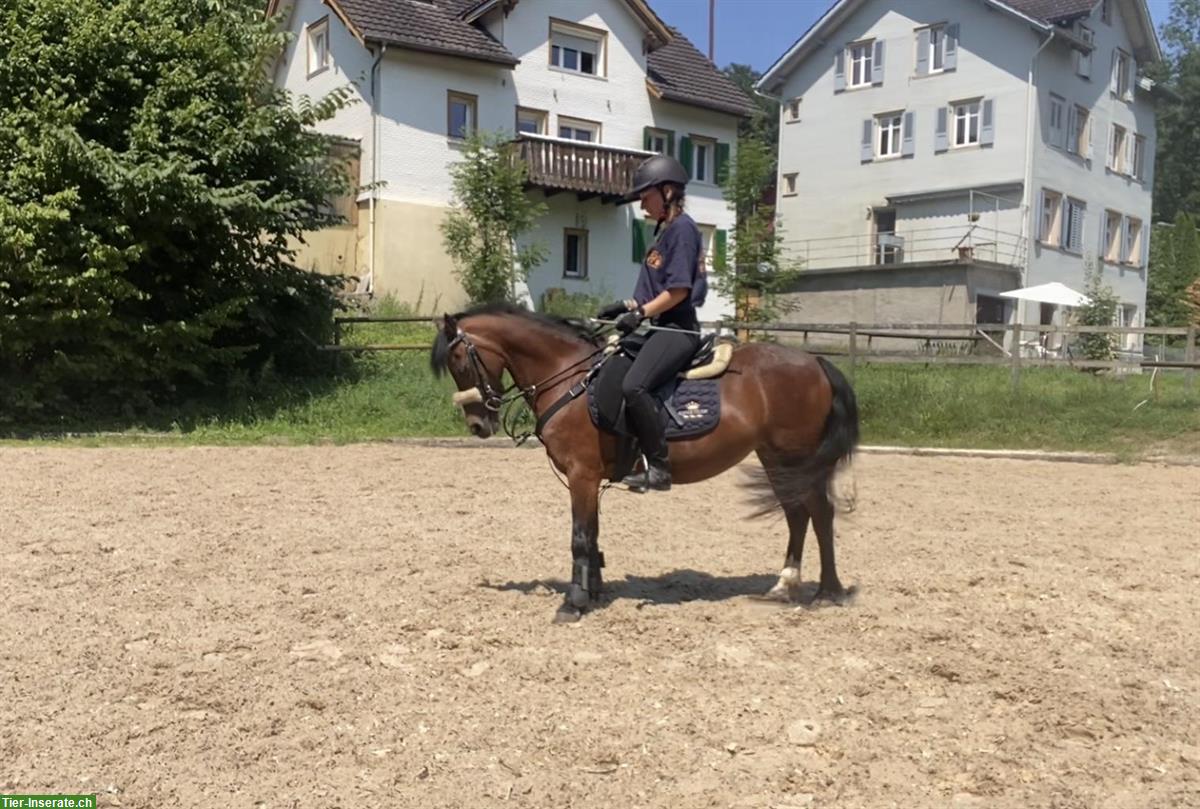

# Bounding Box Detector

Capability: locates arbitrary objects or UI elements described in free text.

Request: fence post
[1187,325,1197,393]
[333,319,342,374]
[848,322,858,383]
[1010,322,1021,391]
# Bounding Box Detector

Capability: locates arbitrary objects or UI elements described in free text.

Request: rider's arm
[627,289,688,318]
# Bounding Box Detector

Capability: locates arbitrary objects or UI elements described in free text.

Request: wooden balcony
[511,134,651,204]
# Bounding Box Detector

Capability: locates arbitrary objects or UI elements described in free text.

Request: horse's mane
[429,301,601,377]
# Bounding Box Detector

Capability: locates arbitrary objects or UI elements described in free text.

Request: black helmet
[624,154,688,201]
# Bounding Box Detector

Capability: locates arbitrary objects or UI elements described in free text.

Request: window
[689,136,714,182]
[1117,304,1139,350]
[975,294,1008,325]
[1101,0,1112,25]
[1104,210,1122,262]
[782,172,798,196]
[1132,135,1147,181]
[646,128,670,154]
[1109,124,1127,172]
[1068,105,1090,156]
[1125,217,1143,265]
[307,17,330,77]
[877,112,903,158]
[953,99,981,147]
[516,107,547,135]
[1048,94,1066,149]
[1077,26,1094,77]
[558,116,600,143]
[929,25,945,72]
[849,40,874,88]
[786,97,802,122]
[1040,189,1063,244]
[1112,49,1132,99]
[550,19,605,77]
[1063,197,1086,253]
[447,91,477,139]
[564,228,588,279]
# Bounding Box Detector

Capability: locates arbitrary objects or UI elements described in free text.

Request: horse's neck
[485,319,590,390]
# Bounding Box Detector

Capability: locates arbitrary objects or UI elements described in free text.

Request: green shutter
[714,229,728,270]
[679,136,693,176]
[643,126,654,151]
[632,217,646,262]
[664,129,676,157]
[715,142,731,185]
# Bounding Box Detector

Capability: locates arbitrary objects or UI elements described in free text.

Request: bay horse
[430,303,859,623]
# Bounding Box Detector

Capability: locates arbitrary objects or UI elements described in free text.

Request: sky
[650,0,1176,75]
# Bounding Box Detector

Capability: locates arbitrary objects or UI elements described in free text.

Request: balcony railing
[511,134,652,203]
[782,224,1028,271]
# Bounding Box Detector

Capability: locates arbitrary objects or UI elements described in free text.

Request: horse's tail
[745,356,860,518]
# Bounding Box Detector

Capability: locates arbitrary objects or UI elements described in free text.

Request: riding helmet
[624,154,689,201]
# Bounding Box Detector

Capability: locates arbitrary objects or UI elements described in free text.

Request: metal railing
[782,224,1028,270]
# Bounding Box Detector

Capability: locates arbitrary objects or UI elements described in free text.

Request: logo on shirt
[646,249,664,270]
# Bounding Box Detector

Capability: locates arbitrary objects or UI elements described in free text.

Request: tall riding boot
[622,391,672,492]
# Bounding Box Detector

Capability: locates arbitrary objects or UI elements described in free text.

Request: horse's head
[430,313,504,439]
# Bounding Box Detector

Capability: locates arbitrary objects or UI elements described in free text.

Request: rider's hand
[596,300,629,320]
[615,310,643,335]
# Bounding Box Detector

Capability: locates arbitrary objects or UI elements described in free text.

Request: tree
[721,63,778,146]
[441,132,547,304]
[1076,263,1120,363]
[0,0,353,423]
[709,134,800,325]
[1151,0,1200,221]
[1147,213,1200,327]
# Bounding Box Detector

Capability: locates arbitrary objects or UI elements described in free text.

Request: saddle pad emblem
[646,249,663,270]
[679,400,709,421]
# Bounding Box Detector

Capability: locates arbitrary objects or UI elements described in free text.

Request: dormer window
[550,19,606,77]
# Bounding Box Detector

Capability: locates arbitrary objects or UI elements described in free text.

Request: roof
[758,0,1161,92]
[647,26,756,117]
[334,0,519,65]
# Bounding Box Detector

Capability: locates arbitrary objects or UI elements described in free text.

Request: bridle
[446,328,605,441]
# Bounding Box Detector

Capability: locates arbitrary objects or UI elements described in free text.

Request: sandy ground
[1,445,1198,809]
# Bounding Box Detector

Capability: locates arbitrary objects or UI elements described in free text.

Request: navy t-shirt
[633,213,706,329]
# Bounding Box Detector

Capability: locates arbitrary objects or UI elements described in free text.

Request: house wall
[1028,0,1156,324]
[774,0,1036,269]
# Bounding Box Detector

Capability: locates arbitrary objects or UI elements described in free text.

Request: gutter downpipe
[1017,27,1054,339]
[368,43,386,297]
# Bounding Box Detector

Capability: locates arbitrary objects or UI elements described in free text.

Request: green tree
[721,63,778,146]
[709,134,800,325]
[1151,0,1200,221]
[441,132,547,304]
[0,0,353,423]
[1076,264,1121,363]
[1147,213,1200,327]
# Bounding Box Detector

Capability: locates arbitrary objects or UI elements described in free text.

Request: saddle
[585,333,735,483]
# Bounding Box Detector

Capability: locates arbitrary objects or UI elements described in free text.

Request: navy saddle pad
[587,375,721,440]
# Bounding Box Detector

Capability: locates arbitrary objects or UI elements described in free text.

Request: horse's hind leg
[758,453,812,602]
[804,486,853,606]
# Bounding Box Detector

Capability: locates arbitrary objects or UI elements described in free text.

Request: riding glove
[596,301,629,320]
[615,310,644,334]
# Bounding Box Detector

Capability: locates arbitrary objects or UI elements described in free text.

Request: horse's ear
[442,313,457,338]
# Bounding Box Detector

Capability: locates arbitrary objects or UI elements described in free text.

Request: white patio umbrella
[999,281,1090,307]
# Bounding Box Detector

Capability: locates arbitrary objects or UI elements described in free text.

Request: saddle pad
[587,378,721,441]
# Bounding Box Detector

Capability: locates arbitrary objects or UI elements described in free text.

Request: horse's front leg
[554,474,603,624]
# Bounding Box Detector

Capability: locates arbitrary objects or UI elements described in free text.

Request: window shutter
[915,29,930,76]
[715,142,731,185]
[1125,133,1135,176]
[981,99,995,146]
[1110,50,1119,95]
[679,136,693,176]
[861,119,874,162]
[1086,116,1094,160]
[632,217,646,262]
[1120,216,1130,262]
[1128,60,1137,100]
[902,111,915,157]
[1065,105,1077,152]
[935,107,949,152]
[834,49,846,92]
[944,24,959,71]
[1100,214,1109,259]
[643,126,654,152]
[715,229,728,270]
[1107,126,1115,169]
[664,129,676,157]
[1142,223,1150,267]
[1070,202,1085,252]
[872,40,885,84]
[1036,191,1046,242]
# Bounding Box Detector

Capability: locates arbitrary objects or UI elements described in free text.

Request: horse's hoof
[553,604,583,624]
[808,584,856,607]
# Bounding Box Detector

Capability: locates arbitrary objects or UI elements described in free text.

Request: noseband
[447,329,511,412]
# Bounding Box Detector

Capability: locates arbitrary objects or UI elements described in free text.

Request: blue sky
[651,0,1176,73]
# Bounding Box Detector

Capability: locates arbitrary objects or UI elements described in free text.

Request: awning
[1000,282,1090,307]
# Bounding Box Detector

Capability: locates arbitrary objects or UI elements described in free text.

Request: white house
[756,0,1165,346]
[268,0,753,321]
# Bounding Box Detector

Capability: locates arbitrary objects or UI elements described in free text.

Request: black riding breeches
[618,326,700,460]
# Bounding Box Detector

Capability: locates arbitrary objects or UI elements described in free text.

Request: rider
[596,154,706,492]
